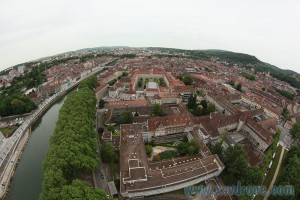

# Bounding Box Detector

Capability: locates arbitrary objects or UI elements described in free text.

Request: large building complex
[119,124,224,198]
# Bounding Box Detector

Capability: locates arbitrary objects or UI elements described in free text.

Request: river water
[7,95,67,200]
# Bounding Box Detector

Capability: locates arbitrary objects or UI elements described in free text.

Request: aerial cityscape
[0,47,299,200]
[1,0,300,199]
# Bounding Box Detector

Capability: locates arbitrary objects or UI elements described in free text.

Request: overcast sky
[1,0,299,73]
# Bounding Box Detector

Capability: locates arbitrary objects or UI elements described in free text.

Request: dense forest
[40,76,109,199]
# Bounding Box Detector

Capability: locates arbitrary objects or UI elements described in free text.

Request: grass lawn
[255,145,283,200]
[0,127,17,138]
[158,150,178,160]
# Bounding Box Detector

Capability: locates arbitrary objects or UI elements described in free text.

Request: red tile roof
[106,99,150,108]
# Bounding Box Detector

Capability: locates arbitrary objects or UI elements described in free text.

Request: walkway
[263,146,285,200]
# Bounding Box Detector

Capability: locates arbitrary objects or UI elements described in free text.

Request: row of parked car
[6,117,25,126]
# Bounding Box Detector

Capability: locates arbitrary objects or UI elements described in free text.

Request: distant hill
[202,49,298,75]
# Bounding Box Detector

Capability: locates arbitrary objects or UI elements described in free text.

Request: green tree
[236,83,243,92]
[112,111,133,125]
[60,180,109,200]
[107,125,115,132]
[193,106,204,116]
[122,71,128,76]
[98,99,105,109]
[0,93,37,117]
[210,141,223,158]
[276,89,294,100]
[200,100,208,109]
[123,111,133,124]
[138,80,143,87]
[240,72,255,81]
[145,144,153,157]
[177,140,199,156]
[223,145,262,185]
[41,86,99,199]
[79,75,98,90]
[283,106,290,118]
[151,104,165,116]
[183,75,193,85]
[270,146,300,200]
[100,142,115,163]
[187,93,197,110]
[290,122,300,142]
[207,103,216,113]
[159,78,167,86]
[98,127,104,134]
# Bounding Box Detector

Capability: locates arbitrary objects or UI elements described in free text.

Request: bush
[177,140,200,156]
[153,155,161,161]
[158,150,178,160]
[146,145,153,157]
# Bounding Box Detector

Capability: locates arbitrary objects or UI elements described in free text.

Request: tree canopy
[276,89,294,100]
[98,99,106,109]
[177,140,200,156]
[100,142,115,163]
[270,146,300,200]
[183,75,194,85]
[222,145,262,186]
[0,93,37,117]
[112,111,133,125]
[187,95,216,116]
[290,121,300,141]
[60,180,109,200]
[41,79,108,199]
[240,72,255,81]
[151,104,165,117]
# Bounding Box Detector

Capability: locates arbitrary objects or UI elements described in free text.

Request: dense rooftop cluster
[1,47,300,199]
